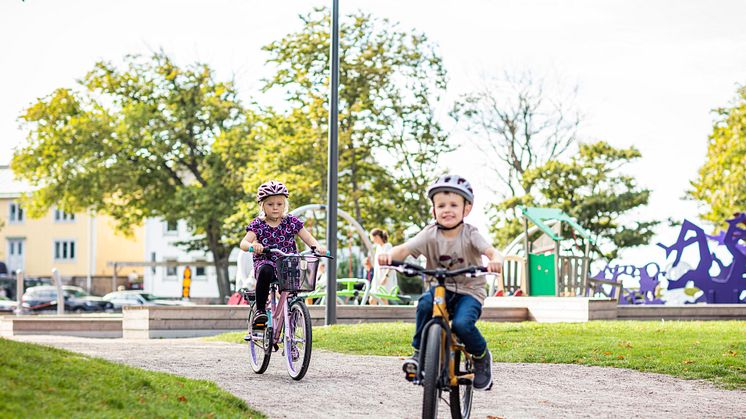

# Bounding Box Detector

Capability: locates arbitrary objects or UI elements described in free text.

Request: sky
[2,0,745,266]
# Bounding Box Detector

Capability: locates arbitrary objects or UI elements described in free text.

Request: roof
[0,165,31,198]
[519,206,594,243]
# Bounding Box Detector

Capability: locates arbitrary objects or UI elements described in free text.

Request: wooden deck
[2,302,744,339]
[617,304,746,320]
[0,314,123,338]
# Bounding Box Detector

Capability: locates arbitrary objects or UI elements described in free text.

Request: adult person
[368,228,398,305]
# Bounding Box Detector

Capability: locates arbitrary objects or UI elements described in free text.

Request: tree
[506,141,658,259]
[12,53,254,301]
[689,86,746,229]
[260,8,453,240]
[451,72,581,247]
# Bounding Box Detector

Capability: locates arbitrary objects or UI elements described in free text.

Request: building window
[165,259,178,278]
[54,240,76,261]
[9,202,24,223]
[54,208,76,222]
[165,220,178,234]
[150,252,157,274]
[195,261,206,277]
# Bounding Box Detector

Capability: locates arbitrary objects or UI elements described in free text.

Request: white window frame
[54,208,76,223]
[164,220,178,236]
[53,239,77,262]
[9,202,24,223]
[194,260,207,280]
[165,258,178,279]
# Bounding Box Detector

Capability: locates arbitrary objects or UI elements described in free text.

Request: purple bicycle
[243,247,332,380]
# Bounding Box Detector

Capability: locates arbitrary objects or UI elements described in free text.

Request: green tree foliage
[12,53,254,301]
[502,142,658,259]
[689,86,746,228]
[259,8,453,241]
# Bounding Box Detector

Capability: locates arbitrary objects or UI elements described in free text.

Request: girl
[239,180,326,329]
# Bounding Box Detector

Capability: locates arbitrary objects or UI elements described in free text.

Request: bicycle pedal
[457,377,473,385]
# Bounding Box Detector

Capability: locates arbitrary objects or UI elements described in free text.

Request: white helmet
[426,174,474,204]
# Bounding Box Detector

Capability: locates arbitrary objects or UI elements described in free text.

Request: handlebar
[248,245,334,259]
[381,260,489,279]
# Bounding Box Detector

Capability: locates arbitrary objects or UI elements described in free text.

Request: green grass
[215,321,746,390]
[0,338,264,418]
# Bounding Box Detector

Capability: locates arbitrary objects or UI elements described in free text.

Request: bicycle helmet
[426,174,474,204]
[256,180,289,203]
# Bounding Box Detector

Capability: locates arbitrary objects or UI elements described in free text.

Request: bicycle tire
[449,349,474,419]
[285,300,312,380]
[422,324,443,419]
[248,303,272,374]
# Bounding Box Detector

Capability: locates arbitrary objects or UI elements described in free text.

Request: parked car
[0,295,17,313]
[21,285,113,313]
[102,290,195,310]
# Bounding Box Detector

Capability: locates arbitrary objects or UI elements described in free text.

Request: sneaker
[252,311,268,330]
[473,349,493,390]
[402,349,420,381]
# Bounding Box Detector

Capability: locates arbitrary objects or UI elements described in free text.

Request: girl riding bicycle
[378,174,503,391]
[240,180,326,330]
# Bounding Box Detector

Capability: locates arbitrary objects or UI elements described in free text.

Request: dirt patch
[9,335,745,418]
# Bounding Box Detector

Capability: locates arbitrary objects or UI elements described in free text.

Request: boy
[378,174,503,390]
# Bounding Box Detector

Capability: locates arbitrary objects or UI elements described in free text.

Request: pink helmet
[256,180,289,203]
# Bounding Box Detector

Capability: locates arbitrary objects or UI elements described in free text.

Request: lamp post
[325,0,340,325]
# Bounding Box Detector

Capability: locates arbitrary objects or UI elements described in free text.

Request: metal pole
[52,268,64,315]
[325,0,340,325]
[15,269,23,315]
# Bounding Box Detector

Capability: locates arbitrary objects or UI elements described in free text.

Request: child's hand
[314,245,327,255]
[249,243,264,254]
[377,253,392,266]
[487,257,503,274]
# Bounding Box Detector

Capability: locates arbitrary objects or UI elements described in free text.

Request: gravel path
[10,335,746,418]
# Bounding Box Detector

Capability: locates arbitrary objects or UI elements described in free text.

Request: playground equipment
[516,207,594,297]
[658,212,745,304]
[589,212,746,304]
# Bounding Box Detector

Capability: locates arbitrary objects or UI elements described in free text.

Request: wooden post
[523,215,531,293]
[15,269,23,315]
[112,263,118,293]
[582,239,591,297]
[554,239,560,297]
[52,268,64,315]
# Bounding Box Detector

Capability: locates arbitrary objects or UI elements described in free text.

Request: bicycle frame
[419,279,475,388]
[266,284,303,350]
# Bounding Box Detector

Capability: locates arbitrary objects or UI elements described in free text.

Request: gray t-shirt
[405,223,491,304]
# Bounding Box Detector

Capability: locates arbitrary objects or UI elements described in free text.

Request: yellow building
[0,166,144,283]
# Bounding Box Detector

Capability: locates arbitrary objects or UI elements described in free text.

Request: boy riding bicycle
[378,174,504,390]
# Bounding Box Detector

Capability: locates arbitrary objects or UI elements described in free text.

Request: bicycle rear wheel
[422,324,444,419]
[248,303,272,374]
[285,300,312,380]
[449,350,474,419]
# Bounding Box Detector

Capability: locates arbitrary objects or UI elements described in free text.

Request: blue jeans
[412,288,486,356]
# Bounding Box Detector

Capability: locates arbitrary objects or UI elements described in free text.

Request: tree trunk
[212,255,231,303]
[206,222,231,302]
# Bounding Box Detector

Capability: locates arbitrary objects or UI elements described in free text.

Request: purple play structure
[590,212,746,304]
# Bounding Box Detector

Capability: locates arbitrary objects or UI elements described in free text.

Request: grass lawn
[214,320,746,390]
[0,338,264,418]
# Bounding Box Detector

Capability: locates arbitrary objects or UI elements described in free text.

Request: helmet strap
[436,220,464,231]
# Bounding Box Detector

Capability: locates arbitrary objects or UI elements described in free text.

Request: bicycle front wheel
[248,303,272,374]
[449,350,474,419]
[285,300,313,380]
[422,324,444,419]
